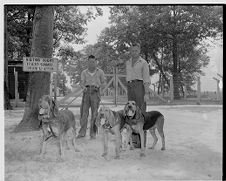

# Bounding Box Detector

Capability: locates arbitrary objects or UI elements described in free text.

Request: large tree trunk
[4,6,12,110]
[171,6,180,100]
[172,35,180,100]
[14,6,54,132]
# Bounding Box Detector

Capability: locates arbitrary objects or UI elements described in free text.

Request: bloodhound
[124,101,166,157]
[96,106,126,159]
[38,95,78,158]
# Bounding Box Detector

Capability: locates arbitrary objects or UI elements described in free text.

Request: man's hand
[82,87,87,92]
[144,93,150,102]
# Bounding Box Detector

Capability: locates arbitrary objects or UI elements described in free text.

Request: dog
[124,101,166,156]
[96,106,125,159]
[38,95,78,158]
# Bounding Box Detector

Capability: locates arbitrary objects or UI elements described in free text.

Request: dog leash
[60,88,85,110]
[44,125,57,141]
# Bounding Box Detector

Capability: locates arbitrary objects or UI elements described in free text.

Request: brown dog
[38,95,78,158]
[124,101,166,157]
[96,106,125,159]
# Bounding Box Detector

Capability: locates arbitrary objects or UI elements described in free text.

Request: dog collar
[102,122,112,130]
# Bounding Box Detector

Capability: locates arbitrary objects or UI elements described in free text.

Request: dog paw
[140,152,145,157]
[148,147,154,149]
[161,147,166,151]
[130,147,134,150]
[36,155,45,161]
[74,148,80,152]
[114,155,120,159]
[103,156,110,161]
[57,156,65,162]
[101,153,107,157]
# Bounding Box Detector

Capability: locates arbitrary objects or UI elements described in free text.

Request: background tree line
[4,5,222,131]
[59,6,222,99]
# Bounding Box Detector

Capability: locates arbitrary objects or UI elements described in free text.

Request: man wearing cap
[77,55,106,139]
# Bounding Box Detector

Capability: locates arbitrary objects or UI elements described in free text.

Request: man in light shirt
[126,43,151,113]
[77,55,106,139]
[125,43,151,147]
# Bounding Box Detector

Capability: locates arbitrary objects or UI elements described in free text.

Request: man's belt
[85,85,99,89]
[127,79,143,83]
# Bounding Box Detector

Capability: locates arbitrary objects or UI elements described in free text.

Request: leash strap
[60,88,85,110]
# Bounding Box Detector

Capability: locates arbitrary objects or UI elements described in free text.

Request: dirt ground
[4,105,222,181]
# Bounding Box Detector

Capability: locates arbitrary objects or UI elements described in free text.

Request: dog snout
[99,112,105,117]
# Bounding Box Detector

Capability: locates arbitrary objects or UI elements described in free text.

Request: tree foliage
[95,5,223,99]
[6,5,103,60]
[5,5,103,105]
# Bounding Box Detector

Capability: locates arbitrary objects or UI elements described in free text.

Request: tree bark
[152,52,170,87]
[172,35,180,100]
[4,6,12,110]
[171,6,181,100]
[14,6,54,132]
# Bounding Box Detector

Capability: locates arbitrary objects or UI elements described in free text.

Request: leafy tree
[56,45,86,85]
[15,6,54,132]
[52,72,68,96]
[6,5,103,60]
[97,5,223,99]
[5,5,103,110]
[4,6,12,110]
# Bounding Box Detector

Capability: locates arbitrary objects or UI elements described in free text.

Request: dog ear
[107,110,115,127]
[51,98,59,117]
[123,104,128,116]
[134,106,142,120]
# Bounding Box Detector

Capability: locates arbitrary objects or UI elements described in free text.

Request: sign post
[23,57,58,98]
[23,57,58,72]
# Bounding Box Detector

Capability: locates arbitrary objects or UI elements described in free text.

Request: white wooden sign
[23,57,58,72]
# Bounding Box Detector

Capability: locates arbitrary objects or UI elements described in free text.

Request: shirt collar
[129,56,142,65]
[86,68,99,74]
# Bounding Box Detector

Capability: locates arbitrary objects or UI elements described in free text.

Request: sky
[72,6,111,51]
[72,6,223,92]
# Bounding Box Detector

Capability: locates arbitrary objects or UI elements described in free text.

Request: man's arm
[142,62,151,94]
[80,71,86,89]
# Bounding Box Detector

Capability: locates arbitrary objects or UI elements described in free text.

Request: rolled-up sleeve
[142,62,151,84]
[80,70,86,86]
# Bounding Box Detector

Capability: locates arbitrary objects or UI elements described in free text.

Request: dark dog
[38,95,78,158]
[96,106,125,159]
[124,101,166,156]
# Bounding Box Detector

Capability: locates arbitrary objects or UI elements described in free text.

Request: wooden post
[213,77,220,101]
[170,75,174,101]
[14,69,19,107]
[197,77,201,105]
[114,67,118,106]
[217,81,220,101]
[152,84,155,92]
[184,83,187,100]
[49,73,53,97]
[54,60,58,100]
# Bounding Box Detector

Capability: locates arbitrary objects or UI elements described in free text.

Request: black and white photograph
[2,2,223,181]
